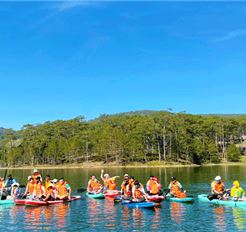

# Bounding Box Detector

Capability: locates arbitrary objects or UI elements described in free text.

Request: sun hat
[215,176,221,181]
[11,183,20,187]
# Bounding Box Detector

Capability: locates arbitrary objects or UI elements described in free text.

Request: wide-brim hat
[12,183,20,187]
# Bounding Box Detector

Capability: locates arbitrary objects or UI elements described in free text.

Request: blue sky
[1,1,246,129]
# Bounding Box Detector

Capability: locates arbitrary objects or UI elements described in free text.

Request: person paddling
[100,170,119,192]
[33,177,46,199]
[87,176,103,194]
[32,169,43,182]
[208,176,226,200]
[146,176,162,196]
[230,180,245,200]
[166,177,185,198]
[4,174,17,194]
[8,183,21,199]
[132,181,147,202]
[23,177,35,198]
[87,176,96,193]
[56,178,71,200]
[121,175,133,200]
[44,185,56,201]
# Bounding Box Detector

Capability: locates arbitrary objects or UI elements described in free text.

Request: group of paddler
[1,169,245,207]
[87,171,246,204]
[208,176,245,200]
[0,169,72,202]
[87,169,187,202]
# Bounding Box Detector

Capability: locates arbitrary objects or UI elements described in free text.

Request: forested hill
[0,127,5,140]
[0,111,246,167]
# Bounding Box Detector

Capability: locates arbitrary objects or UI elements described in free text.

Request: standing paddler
[100,169,120,193]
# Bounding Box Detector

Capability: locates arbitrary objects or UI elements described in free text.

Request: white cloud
[53,1,92,12]
[217,29,246,41]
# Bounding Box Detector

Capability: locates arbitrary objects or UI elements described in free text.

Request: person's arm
[87,180,91,191]
[42,186,46,196]
[121,183,124,194]
[166,183,171,193]
[211,182,218,194]
[10,188,14,197]
[156,181,161,189]
[101,170,105,181]
[132,185,136,196]
[66,184,71,199]
[222,183,226,192]
[33,188,37,197]
[146,181,150,191]
[23,184,29,196]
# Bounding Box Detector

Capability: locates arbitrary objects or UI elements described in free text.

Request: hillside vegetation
[0,111,246,167]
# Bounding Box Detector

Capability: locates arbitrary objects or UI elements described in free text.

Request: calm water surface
[0,166,246,231]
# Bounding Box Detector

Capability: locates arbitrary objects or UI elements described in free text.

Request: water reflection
[170,202,186,224]
[132,208,145,229]
[232,208,246,231]
[8,203,70,231]
[24,207,44,230]
[103,198,117,229]
[55,204,70,230]
[214,206,226,231]
[122,207,130,228]
[151,207,161,230]
[0,166,246,231]
[87,199,101,228]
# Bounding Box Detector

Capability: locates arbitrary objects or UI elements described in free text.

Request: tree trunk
[163,124,166,160]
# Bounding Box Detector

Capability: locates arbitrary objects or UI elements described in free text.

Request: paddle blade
[77,188,86,193]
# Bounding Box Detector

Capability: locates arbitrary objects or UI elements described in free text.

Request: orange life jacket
[134,189,144,199]
[176,192,186,198]
[105,179,117,191]
[0,180,4,189]
[45,180,52,191]
[170,181,181,195]
[147,179,160,195]
[121,183,132,197]
[34,183,45,196]
[88,179,96,190]
[93,182,102,191]
[57,182,68,197]
[46,188,55,198]
[212,181,224,193]
[27,182,35,195]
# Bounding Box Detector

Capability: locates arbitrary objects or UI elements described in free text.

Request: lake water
[0,166,246,231]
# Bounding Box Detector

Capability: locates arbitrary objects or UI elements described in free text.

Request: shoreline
[0,161,245,170]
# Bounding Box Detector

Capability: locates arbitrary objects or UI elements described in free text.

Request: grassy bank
[0,161,202,170]
[0,159,245,170]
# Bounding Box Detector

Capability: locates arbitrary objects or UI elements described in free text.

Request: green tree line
[0,111,245,167]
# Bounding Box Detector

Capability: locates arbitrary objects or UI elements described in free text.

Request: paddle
[114,196,122,203]
[77,188,86,193]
